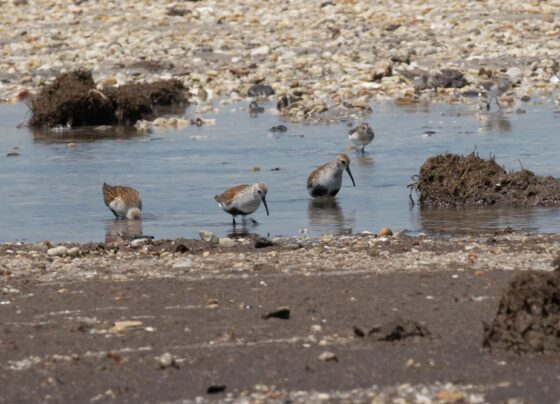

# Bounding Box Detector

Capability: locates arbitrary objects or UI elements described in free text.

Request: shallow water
[1,100,560,243]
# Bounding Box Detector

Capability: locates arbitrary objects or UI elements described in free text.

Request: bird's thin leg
[486,96,492,111]
[496,98,502,110]
[361,145,365,154]
[232,217,237,226]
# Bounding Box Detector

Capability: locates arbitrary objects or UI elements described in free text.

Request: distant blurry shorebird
[348,122,374,153]
[102,183,142,220]
[481,76,512,111]
[249,101,265,116]
[413,73,438,95]
[307,154,356,198]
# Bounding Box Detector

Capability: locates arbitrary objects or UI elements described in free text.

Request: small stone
[34,240,53,252]
[318,351,338,362]
[206,385,226,394]
[283,243,302,250]
[67,247,80,258]
[311,324,323,333]
[6,148,20,157]
[199,230,218,244]
[47,246,68,257]
[173,259,193,269]
[130,238,150,248]
[156,352,176,369]
[250,45,270,57]
[270,125,288,132]
[377,227,393,237]
[247,84,275,97]
[506,67,523,84]
[262,306,290,320]
[250,166,261,172]
[219,238,235,248]
[111,320,143,332]
[255,237,274,248]
[436,389,465,403]
[175,244,189,253]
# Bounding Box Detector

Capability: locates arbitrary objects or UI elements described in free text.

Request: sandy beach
[1,231,560,402]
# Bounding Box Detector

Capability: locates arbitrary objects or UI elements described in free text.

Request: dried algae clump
[412,153,560,207]
[30,71,188,127]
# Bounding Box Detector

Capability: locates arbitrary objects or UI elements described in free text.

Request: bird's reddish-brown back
[307,163,329,188]
[215,184,251,204]
[102,183,142,209]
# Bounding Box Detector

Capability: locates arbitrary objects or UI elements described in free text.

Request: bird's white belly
[109,199,128,218]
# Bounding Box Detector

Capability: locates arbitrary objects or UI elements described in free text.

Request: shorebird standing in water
[102,183,142,220]
[348,122,375,153]
[215,183,269,226]
[307,154,356,198]
[481,76,512,111]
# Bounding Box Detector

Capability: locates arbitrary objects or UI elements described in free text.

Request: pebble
[156,352,176,369]
[378,227,394,237]
[34,240,53,252]
[47,246,68,257]
[250,45,270,57]
[130,238,150,248]
[270,125,288,132]
[255,238,274,249]
[67,247,80,258]
[172,259,193,269]
[0,1,556,122]
[247,84,275,97]
[218,238,235,248]
[318,351,338,362]
[199,230,219,244]
[6,148,20,157]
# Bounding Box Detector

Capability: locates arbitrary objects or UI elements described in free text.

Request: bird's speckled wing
[102,183,142,208]
[215,184,251,206]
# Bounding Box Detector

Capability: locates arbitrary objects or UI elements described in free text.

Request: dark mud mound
[30,71,188,127]
[413,153,560,207]
[354,318,430,342]
[29,71,114,127]
[483,271,560,354]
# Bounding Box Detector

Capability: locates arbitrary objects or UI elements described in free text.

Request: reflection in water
[478,112,512,133]
[307,198,352,235]
[416,206,558,235]
[31,126,145,144]
[105,219,144,243]
[225,219,270,239]
[353,155,375,167]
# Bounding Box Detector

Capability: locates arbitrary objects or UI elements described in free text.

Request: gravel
[1,1,559,122]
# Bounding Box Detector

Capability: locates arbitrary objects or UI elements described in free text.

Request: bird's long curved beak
[346,167,356,187]
[262,197,270,216]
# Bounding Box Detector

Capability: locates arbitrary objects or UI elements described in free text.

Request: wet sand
[2,232,560,402]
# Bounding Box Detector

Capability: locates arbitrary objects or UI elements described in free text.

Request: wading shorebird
[215,183,269,226]
[307,154,356,198]
[102,183,142,220]
[348,122,375,153]
[481,76,512,111]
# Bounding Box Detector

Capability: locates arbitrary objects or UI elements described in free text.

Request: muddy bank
[29,71,188,127]
[412,153,560,208]
[1,233,560,402]
[484,270,560,354]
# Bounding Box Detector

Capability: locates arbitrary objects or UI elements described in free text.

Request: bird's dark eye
[258,190,262,194]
